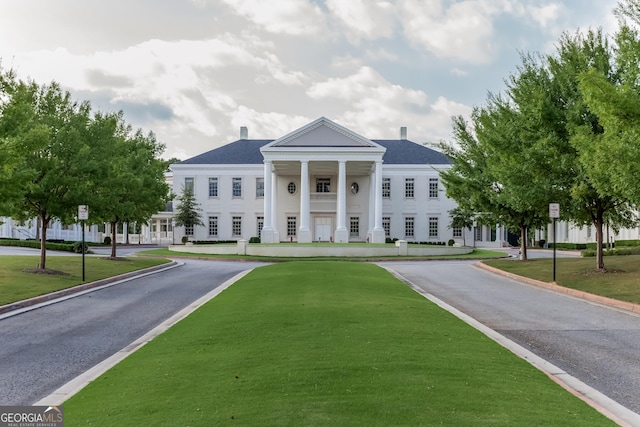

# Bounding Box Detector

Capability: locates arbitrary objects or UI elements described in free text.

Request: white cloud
[218,0,327,36]
[450,67,469,76]
[527,3,563,28]
[326,0,396,42]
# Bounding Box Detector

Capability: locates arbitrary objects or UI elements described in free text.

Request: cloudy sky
[0,0,619,159]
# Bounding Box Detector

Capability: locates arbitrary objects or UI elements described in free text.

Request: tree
[0,78,97,270]
[448,206,474,246]
[173,186,203,241]
[88,112,170,258]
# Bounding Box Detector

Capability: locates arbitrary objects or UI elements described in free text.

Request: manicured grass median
[65,262,612,426]
[485,255,640,304]
[0,256,170,306]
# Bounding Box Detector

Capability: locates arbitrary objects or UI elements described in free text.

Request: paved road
[381,260,640,417]
[0,259,266,405]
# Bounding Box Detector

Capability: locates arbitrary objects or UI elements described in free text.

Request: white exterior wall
[171,162,463,243]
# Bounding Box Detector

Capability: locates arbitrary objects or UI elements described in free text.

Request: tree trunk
[594,209,605,271]
[111,221,118,258]
[39,215,49,270]
[520,225,528,261]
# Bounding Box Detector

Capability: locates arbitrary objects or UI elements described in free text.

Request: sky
[0,0,620,160]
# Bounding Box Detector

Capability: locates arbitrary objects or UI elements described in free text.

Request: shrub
[447,239,455,247]
[181,236,189,244]
[613,240,640,247]
[72,241,89,254]
[103,236,112,245]
[249,236,261,244]
[0,238,76,252]
[582,246,640,257]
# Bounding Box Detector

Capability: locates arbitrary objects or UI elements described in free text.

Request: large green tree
[0,78,98,270]
[173,186,203,242]
[88,112,169,258]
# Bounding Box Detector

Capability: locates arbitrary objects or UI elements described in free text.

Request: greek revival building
[170,117,461,244]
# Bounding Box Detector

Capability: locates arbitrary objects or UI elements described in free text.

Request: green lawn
[64,262,613,426]
[0,256,170,306]
[138,247,507,261]
[484,255,640,304]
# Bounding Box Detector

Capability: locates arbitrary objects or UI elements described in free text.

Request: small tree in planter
[173,185,203,243]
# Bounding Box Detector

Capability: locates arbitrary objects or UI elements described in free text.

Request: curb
[0,260,179,317]
[476,262,640,315]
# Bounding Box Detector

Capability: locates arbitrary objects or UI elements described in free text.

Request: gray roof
[178,139,450,165]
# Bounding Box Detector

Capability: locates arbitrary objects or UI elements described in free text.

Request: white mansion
[170,117,466,244]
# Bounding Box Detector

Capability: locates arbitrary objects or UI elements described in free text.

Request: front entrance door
[314,217,332,242]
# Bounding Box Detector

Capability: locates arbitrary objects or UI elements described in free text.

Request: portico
[259,117,387,244]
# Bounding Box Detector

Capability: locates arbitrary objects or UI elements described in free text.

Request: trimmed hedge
[547,242,587,250]
[613,239,640,247]
[191,240,237,245]
[582,246,640,257]
[0,238,77,252]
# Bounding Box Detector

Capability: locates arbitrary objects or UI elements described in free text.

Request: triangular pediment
[265,117,381,149]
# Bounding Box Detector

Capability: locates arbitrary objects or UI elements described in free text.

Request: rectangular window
[429,217,439,238]
[232,216,242,236]
[405,217,414,238]
[350,217,359,237]
[382,178,391,198]
[429,178,439,198]
[383,217,390,237]
[453,227,462,238]
[184,177,194,193]
[208,216,218,237]
[316,178,331,193]
[256,178,264,198]
[208,177,218,198]
[232,177,242,198]
[405,178,414,198]
[257,216,264,237]
[185,224,194,236]
[287,216,297,236]
[475,225,482,241]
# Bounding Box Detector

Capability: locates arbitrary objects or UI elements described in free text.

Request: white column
[261,160,275,243]
[371,161,385,243]
[298,160,311,242]
[271,170,280,242]
[367,167,375,242]
[335,160,348,243]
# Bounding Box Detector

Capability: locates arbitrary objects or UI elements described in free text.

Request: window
[382,178,391,198]
[586,226,592,239]
[405,178,414,198]
[232,178,242,198]
[185,224,194,236]
[429,178,439,198]
[184,177,194,193]
[383,217,390,237]
[350,182,359,194]
[288,182,297,194]
[257,216,264,237]
[350,217,359,237]
[208,177,218,198]
[405,217,414,238]
[453,227,462,238]
[287,216,297,236]
[232,216,242,236]
[429,217,439,238]
[256,178,264,198]
[208,216,218,237]
[474,225,482,241]
[316,178,331,193]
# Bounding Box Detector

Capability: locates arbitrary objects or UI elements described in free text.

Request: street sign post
[78,205,89,281]
[549,203,560,282]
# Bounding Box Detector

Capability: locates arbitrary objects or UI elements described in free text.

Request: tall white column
[298,160,311,242]
[367,167,375,242]
[271,170,280,243]
[372,161,385,243]
[335,160,348,243]
[261,160,275,243]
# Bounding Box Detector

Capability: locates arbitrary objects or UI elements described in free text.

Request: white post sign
[549,203,560,219]
[78,205,89,220]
